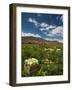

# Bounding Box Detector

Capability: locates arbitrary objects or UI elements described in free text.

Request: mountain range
[22,36,62,46]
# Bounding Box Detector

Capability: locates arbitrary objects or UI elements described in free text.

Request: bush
[22,43,63,76]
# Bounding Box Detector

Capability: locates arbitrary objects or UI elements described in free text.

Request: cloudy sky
[21,12,63,43]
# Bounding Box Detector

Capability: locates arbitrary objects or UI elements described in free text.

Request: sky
[21,12,63,43]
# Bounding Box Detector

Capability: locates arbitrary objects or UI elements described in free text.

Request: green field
[21,43,63,77]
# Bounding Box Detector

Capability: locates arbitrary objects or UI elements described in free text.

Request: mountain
[22,36,63,45]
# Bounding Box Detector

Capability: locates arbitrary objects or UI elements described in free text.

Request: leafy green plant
[22,43,63,77]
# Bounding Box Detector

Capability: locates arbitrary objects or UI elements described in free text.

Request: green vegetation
[22,43,63,77]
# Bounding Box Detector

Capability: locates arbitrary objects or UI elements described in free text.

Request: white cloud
[28,17,63,42]
[45,38,63,43]
[22,32,41,38]
[40,22,48,27]
[28,18,49,29]
[28,18,39,27]
[40,28,45,31]
[40,25,56,31]
[45,25,56,30]
[28,17,56,33]
[56,15,63,23]
[51,26,63,35]
[39,25,57,37]
[42,26,63,37]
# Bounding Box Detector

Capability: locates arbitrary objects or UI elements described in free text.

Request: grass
[21,43,63,77]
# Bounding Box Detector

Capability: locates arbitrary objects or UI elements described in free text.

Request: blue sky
[21,12,63,43]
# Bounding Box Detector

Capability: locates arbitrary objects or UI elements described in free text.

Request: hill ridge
[22,36,63,45]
